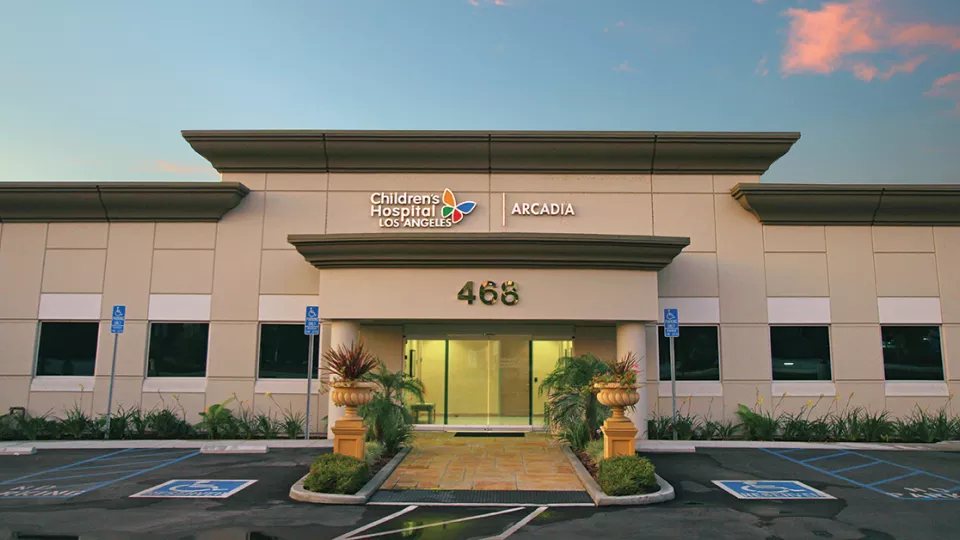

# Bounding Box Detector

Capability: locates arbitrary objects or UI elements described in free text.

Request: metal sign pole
[305,335,314,441]
[105,333,119,439]
[669,336,677,441]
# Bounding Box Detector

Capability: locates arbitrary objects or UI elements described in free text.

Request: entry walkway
[381,432,584,491]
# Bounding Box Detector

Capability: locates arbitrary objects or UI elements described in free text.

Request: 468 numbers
[457,280,519,306]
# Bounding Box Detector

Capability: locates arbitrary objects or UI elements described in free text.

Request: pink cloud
[137,160,216,175]
[467,0,508,6]
[923,71,960,113]
[612,61,634,72]
[780,0,959,80]
[925,71,960,96]
[756,54,770,76]
[852,55,926,81]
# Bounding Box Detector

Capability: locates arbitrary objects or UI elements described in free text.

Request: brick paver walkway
[382,432,585,491]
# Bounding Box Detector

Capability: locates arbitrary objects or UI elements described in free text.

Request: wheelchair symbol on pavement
[130,479,257,498]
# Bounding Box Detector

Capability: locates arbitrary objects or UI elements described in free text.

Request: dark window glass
[658,326,720,381]
[147,323,209,377]
[36,322,99,376]
[881,326,944,381]
[258,324,320,379]
[770,326,832,381]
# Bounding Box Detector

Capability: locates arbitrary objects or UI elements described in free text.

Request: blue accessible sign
[663,308,679,338]
[130,479,257,499]
[712,480,834,500]
[304,305,319,336]
[110,305,125,334]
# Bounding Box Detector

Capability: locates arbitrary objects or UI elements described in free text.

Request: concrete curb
[200,444,269,454]
[289,446,411,505]
[637,440,945,452]
[0,446,37,456]
[0,439,334,451]
[561,445,675,506]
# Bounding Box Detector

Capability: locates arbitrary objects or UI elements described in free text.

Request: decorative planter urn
[593,382,642,459]
[330,381,375,460]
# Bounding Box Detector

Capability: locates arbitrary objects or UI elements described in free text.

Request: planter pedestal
[330,384,373,460]
[332,412,366,460]
[594,384,641,459]
[601,413,638,459]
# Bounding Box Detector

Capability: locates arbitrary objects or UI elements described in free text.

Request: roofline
[732,183,960,225]
[181,130,801,175]
[0,182,249,222]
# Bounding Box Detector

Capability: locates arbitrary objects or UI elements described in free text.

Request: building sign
[371,188,475,228]
[510,202,576,216]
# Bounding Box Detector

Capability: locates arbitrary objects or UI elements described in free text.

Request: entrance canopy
[289,232,689,322]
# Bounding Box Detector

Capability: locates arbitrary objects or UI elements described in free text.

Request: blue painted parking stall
[763,448,960,501]
[0,448,199,499]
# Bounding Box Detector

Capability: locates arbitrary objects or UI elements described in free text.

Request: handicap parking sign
[130,479,257,499]
[712,480,834,500]
[110,305,125,334]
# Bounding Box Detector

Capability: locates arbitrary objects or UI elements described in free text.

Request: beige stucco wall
[0,172,956,428]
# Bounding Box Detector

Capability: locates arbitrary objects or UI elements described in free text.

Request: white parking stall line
[332,505,418,540]
[346,507,527,540]
[486,506,548,539]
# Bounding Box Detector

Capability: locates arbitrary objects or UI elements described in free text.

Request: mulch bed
[573,449,600,481]
[368,454,394,477]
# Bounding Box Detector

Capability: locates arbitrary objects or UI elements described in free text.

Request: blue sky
[1,0,958,184]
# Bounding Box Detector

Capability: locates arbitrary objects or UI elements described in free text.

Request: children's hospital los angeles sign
[371,188,576,229]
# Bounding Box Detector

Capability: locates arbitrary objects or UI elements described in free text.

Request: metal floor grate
[369,489,594,505]
[452,432,526,438]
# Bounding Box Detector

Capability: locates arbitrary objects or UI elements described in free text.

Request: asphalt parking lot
[0,447,957,539]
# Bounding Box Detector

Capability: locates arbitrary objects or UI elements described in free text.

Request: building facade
[1,130,958,439]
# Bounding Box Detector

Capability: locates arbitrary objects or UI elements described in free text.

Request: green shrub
[57,404,96,440]
[360,362,422,454]
[735,404,779,441]
[539,354,611,449]
[148,408,193,439]
[365,441,384,465]
[584,439,604,464]
[255,413,281,439]
[698,419,740,441]
[597,455,657,496]
[303,453,371,494]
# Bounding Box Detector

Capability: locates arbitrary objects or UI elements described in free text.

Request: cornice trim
[732,183,960,225]
[182,130,801,175]
[288,232,690,270]
[0,182,250,222]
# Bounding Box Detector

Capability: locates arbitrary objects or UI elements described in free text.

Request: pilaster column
[617,322,648,441]
[325,320,360,440]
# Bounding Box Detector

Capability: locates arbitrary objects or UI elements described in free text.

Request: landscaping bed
[290,445,411,504]
[562,443,674,506]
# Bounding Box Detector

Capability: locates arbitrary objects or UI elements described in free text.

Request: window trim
[33,319,102,378]
[768,324,834,382]
[255,321,323,381]
[879,324,946,382]
[144,320,212,379]
[655,324,722,382]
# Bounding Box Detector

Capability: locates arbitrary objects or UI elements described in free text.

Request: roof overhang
[183,130,801,175]
[0,182,249,222]
[288,232,690,270]
[732,183,960,225]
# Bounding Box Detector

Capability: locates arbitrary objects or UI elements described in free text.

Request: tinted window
[770,326,832,381]
[881,326,944,381]
[36,322,99,376]
[147,323,209,377]
[258,324,320,379]
[658,326,720,381]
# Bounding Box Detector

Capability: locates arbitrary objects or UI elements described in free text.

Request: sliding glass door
[403,337,572,426]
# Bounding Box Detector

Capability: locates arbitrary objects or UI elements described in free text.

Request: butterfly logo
[440,188,476,224]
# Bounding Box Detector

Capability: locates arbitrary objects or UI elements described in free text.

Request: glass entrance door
[403,337,572,426]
